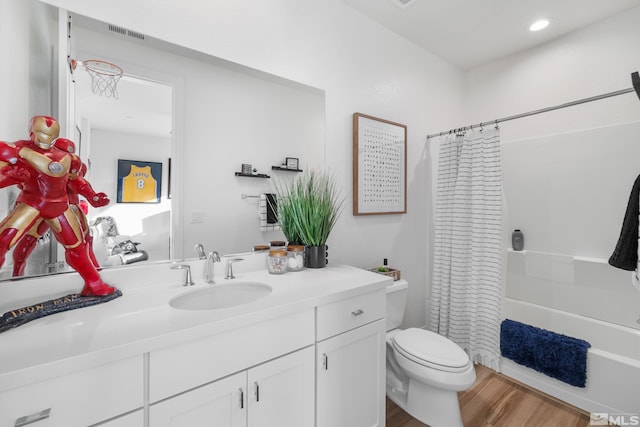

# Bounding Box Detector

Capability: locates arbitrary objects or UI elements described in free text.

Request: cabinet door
[316,319,385,427]
[247,346,315,427]
[149,372,246,427]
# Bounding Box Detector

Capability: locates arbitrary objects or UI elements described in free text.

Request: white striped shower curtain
[429,127,503,370]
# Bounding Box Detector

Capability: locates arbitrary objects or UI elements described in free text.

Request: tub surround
[0,253,390,426]
[503,298,640,415]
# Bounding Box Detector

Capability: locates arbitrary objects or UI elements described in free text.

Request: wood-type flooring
[386,364,591,427]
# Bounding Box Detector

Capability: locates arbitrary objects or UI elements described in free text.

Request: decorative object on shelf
[272,171,344,268]
[242,163,253,175]
[286,157,299,170]
[369,257,401,280]
[369,265,401,281]
[0,116,119,328]
[353,112,407,215]
[117,159,162,204]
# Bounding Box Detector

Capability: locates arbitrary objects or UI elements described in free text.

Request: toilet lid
[392,328,470,371]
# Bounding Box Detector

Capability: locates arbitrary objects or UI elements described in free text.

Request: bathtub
[502,298,640,414]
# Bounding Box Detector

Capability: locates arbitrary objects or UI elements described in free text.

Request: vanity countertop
[0,258,391,392]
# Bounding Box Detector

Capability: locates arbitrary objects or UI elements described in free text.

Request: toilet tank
[386,279,408,331]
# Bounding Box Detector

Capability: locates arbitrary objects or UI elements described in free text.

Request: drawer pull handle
[255,382,260,402]
[351,309,364,317]
[15,409,51,427]
[239,387,244,409]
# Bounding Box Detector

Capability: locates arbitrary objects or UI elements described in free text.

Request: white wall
[464,7,640,257]
[0,0,54,139]
[36,0,464,329]
[464,7,640,137]
[463,7,640,329]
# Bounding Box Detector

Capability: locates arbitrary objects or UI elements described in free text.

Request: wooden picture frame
[353,113,407,215]
[117,159,162,204]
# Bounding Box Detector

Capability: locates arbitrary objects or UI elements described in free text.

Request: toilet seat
[392,328,471,373]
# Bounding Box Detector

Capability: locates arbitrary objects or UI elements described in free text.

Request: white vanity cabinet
[0,263,389,427]
[315,289,386,427]
[150,346,314,427]
[0,355,143,427]
[149,309,315,426]
[246,346,315,427]
[150,371,246,427]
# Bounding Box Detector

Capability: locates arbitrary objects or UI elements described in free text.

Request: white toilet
[386,280,476,427]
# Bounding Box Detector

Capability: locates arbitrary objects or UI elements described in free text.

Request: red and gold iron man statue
[0,116,116,296]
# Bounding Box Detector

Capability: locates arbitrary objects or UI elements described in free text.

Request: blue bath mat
[500,319,591,387]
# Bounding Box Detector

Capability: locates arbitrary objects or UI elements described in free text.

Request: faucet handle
[225,258,244,280]
[171,264,195,286]
[194,243,207,260]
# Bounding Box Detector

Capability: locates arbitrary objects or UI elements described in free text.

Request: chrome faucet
[171,264,195,286]
[204,251,221,283]
[194,243,207,260]
[225,258,244,280]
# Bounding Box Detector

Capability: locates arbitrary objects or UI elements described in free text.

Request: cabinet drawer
[0,355,143,427]
[316,290,385,341]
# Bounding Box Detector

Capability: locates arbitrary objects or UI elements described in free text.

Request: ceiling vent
[108,24,146,41]
[391,0,417,10]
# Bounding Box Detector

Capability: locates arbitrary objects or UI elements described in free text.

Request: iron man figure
[0,116,116,296]
[10,142,100,277]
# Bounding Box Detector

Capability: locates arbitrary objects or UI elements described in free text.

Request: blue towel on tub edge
[500,319,591,388]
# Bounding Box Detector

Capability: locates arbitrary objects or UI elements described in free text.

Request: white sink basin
[170,282,272,310]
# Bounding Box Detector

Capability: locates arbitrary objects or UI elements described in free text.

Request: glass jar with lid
[267,250,287,274]
[286,245,305,271]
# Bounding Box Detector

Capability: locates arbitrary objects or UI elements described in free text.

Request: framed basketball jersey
[117,159,163,203]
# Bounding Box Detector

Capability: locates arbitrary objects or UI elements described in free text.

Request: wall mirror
[0,0,326,281]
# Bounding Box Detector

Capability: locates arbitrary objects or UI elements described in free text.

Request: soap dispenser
[512,229,524,251]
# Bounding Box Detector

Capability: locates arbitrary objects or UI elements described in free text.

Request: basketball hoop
[71,59,123,99]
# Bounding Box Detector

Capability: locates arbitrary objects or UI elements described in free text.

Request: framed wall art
[116,159,162,204]
[353,113,407,215]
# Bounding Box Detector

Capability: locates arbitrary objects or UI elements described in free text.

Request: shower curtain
[429,127,503,370]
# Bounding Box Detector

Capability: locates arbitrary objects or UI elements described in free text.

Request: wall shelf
[235,172,270,178]
[271,166,303,172]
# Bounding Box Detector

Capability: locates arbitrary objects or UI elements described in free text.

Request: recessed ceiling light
[529,19,550,32]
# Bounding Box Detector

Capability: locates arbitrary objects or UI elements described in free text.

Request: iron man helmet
[28,116,60,149]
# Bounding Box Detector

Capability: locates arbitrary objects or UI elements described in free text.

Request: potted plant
[272,171,344,268]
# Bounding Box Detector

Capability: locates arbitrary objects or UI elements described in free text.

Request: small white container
[286,245,305,271]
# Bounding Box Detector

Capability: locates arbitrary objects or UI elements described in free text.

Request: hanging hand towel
[259,194,280,232]
[608,174,640,271]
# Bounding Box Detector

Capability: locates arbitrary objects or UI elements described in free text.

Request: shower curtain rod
[426,84,637,140]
